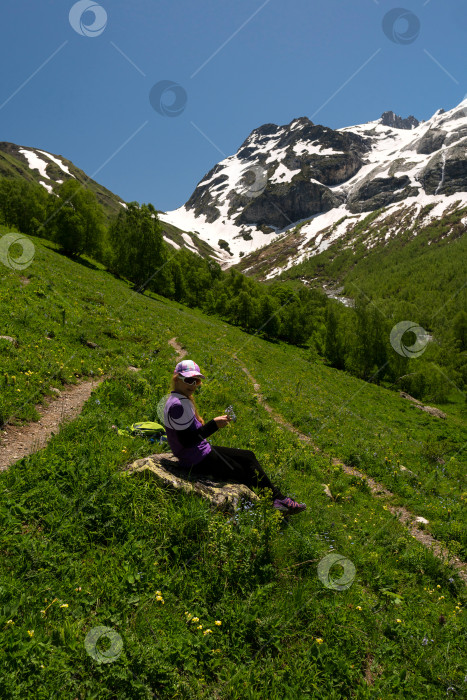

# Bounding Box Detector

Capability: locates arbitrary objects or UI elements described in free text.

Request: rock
[322,484,334,500]
[419,143,467,196]
[124,453,259,513]
[50,387,61,395]
[415,516,429,525]
[380,111,419,130]
[411,128,447,155]
[347,176,419,213]
[0,336,17,346]
[235,179,342,229]
[127,366,141,373]
[85,341,98,349]
[413,404,447,419]
[399,392,422,404]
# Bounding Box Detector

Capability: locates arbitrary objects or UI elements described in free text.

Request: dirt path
[235,356,467,585]
[0,377,107,471]
[168,337,187,362]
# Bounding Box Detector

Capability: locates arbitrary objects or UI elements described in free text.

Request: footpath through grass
[0,235,466,699]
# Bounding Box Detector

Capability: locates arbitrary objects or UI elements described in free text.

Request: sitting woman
[163,359,306,515]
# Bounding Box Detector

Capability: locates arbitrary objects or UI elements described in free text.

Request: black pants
[185,446,285,501]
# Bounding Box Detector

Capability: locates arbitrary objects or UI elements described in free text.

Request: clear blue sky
[1,0,465,211]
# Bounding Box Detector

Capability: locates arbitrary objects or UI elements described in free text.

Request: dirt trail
[235,356,467,585]
[0,377,107,471]
[168,337,187,362]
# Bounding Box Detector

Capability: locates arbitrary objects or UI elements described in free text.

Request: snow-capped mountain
[159,99,467,269]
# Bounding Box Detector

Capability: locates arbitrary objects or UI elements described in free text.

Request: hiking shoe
[273,497,306,514]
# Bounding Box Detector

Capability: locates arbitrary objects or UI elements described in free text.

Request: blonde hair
[170,374,205,425]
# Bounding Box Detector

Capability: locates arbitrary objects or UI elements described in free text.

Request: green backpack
[116,421,167,443]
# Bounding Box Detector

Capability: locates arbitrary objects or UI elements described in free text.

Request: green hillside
[275,205,467,324]
[0,142,222,260]
[0,232,466,698]
[234,204,466,309]
[0,142,126,222]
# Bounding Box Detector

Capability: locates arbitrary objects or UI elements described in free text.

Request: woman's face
[174,374,202,397]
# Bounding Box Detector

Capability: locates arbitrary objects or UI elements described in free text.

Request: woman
[163,359,306,515]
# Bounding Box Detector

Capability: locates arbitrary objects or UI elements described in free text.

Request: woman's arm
[174,415,231,448]
[175,418,219,447]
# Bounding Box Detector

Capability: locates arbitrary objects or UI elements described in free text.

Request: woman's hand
[214,415,231,429]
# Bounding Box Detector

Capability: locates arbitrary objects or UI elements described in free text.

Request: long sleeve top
[163,391,218,467]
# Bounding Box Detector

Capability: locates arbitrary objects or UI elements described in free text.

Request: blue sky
[1,0,465,211]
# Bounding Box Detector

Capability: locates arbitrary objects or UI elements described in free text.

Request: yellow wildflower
[315,638,323,644]
[191,617,199,623]
[60,604,68,608]
[215,620,222,626]
[356,606,362,611]
[197,625,203,630]
[27,630,34,637]
[203,629,213,635]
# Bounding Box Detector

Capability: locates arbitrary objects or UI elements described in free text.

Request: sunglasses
[179,376,202,385]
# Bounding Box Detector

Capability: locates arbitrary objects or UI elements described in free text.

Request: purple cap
[174,360,205,379]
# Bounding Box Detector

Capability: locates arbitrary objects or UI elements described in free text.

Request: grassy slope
[159,220,221,260]
[0,145,126,221]
[235,206,467,325]
[0,231,466,699]
[0,144,219,257]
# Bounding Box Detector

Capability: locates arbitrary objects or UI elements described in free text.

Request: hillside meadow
[0,232,466,699]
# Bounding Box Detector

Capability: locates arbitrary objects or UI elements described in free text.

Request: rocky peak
[380,111,419,130]
[288,116,314,129]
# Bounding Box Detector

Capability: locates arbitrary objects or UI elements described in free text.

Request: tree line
[0,176,465,403]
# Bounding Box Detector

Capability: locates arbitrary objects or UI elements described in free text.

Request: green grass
[0,233,466,698]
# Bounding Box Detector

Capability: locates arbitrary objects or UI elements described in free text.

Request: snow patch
[163,237,180,249]
[37,150,74,177]
[19,149,49,179]
[269,162,301,184]
[39,181,53,194]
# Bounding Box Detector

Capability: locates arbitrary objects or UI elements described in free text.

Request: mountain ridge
[159,99,467,272]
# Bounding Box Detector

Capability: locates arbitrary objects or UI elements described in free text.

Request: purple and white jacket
[163,392,218,467]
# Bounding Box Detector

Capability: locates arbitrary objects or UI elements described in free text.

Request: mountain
[159,99,467,272]
[0,142,221,259]
[0,142,127,221]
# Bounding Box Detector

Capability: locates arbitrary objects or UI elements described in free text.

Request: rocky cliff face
[184,117,369,228]
[160,99,467,266]
[380,111,419,130]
